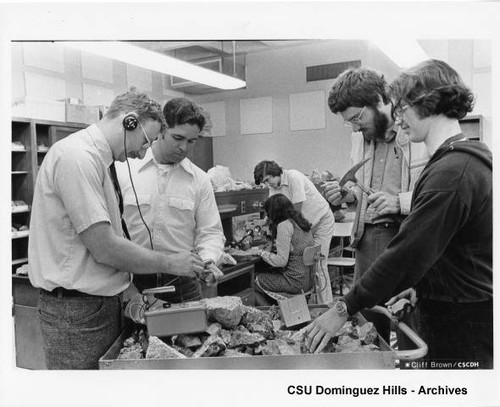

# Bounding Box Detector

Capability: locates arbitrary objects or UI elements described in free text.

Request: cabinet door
[187,136,213,172]
[13,305,47,369]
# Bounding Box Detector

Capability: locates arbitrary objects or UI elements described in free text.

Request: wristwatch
[329,299,348,316]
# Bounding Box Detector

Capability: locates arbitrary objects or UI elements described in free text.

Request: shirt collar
[138,147,195,176]
[85,124,113,167]
[280,169,290,186]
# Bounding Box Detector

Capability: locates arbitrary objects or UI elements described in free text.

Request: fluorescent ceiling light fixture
[372,38,428,68]
[62,41,246,90]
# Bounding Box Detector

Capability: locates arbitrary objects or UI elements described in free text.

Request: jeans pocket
[70,298,106,327]
[38,304,61,324]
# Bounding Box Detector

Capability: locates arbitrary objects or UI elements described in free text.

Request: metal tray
[99,305,427,370]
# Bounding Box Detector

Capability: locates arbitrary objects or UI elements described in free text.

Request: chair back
[332,221,354,238]
[303,244,322,266]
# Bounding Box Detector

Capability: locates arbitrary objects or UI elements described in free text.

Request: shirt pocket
[168,197,195,212]
[168,197,195,228]
[123,194,152,226]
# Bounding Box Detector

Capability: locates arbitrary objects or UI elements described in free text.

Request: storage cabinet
[11,117,86,369]
[12,119,32,273]
[187,136,213,172]
[11,118,86,276]
[215,188,269,243]
[459,114,483,141]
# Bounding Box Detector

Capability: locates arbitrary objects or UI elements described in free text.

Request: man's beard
[362,108,390,142]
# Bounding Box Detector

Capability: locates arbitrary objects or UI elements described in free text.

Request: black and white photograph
[0,2,499,407]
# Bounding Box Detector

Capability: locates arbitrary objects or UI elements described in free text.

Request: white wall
[11,42,184,108]
[12,39,492,180]
[195,40,401,180]
[195,39,491,180]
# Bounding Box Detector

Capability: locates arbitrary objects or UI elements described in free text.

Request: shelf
[12,230,29,239]
[12,149,27,153]
[12,171,29,175]
[13,258,29,266]
[37,150,49,154]
[12,206,30,213]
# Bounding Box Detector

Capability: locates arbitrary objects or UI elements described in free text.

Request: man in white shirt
[254,161,335,303]
[28,90,205,369]
[116,98,225,302]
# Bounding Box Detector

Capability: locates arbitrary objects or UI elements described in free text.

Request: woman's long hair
[263,193,312,239]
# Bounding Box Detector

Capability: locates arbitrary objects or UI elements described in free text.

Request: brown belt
[41,287,99,299]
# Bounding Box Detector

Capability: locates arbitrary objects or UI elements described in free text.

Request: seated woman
[255,193,315,305]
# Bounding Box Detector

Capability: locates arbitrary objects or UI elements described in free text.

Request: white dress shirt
[115,148,225,264]
[28,124,131,295]
[269,169,331,227]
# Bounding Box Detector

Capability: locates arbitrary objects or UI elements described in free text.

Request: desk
[203,257,261,305]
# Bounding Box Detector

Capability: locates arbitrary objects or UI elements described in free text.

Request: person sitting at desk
[254,194,315,305]
[254,160,335,303]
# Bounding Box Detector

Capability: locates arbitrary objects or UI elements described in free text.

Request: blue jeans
[416,299,493,369]
[37,290,122,369]
[355,223,400,345]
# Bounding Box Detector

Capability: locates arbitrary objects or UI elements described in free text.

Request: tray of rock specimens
[99,296,427,370]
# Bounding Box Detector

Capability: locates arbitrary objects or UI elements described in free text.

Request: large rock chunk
[227,326,266,348]
[192,333,227,358]
[240,305,275,339]
[356,322,378,345]
[146,336,187,359]
[203,296,243,328]
[176,334,202,349]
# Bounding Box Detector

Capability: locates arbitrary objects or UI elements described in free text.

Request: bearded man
[323,67,430,345]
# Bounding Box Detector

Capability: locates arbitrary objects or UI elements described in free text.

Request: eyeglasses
[138,121,154,149]
[343,106,366,128]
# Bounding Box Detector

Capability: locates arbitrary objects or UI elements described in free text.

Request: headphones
[122,112,139,131]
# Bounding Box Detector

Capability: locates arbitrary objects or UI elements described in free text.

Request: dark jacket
[344,134,492,314]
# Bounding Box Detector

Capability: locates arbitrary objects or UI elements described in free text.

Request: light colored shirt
[260,220,294,267]
[115,148,225,264]
[365,139,403,223]
[349,127,430,246]
[269,169,331,227]
[28,124,131,295]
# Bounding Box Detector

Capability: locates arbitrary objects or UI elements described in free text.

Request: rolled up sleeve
[261,220,293,268]
[194,178,226,264]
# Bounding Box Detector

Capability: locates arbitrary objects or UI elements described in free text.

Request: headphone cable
[123,129,154,250]
[123,129,182,291]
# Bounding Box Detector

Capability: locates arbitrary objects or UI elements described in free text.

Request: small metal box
[144,301,208,337]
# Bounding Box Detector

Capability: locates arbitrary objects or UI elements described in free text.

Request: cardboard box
[65,103,100,124]
[12,97,65,122]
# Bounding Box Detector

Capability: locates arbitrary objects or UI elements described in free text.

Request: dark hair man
[116,97,225,303]
[322,67,430,344]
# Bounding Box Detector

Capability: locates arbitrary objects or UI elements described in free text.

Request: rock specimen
[192,333,227,358]
[240,305,275,339]
[227,326,266,348]
[203,296,243,328]
[146,336,187,359]
[357,322,378,345]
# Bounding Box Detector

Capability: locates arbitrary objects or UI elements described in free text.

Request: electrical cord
[123,129,154,251]
[123,130,182,296]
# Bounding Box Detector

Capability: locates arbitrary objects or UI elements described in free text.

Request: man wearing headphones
[116,97,225,303]
[28,90,206,369]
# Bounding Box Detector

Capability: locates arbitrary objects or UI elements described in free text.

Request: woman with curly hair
[306,60,492,369]
[254,193,316,305]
